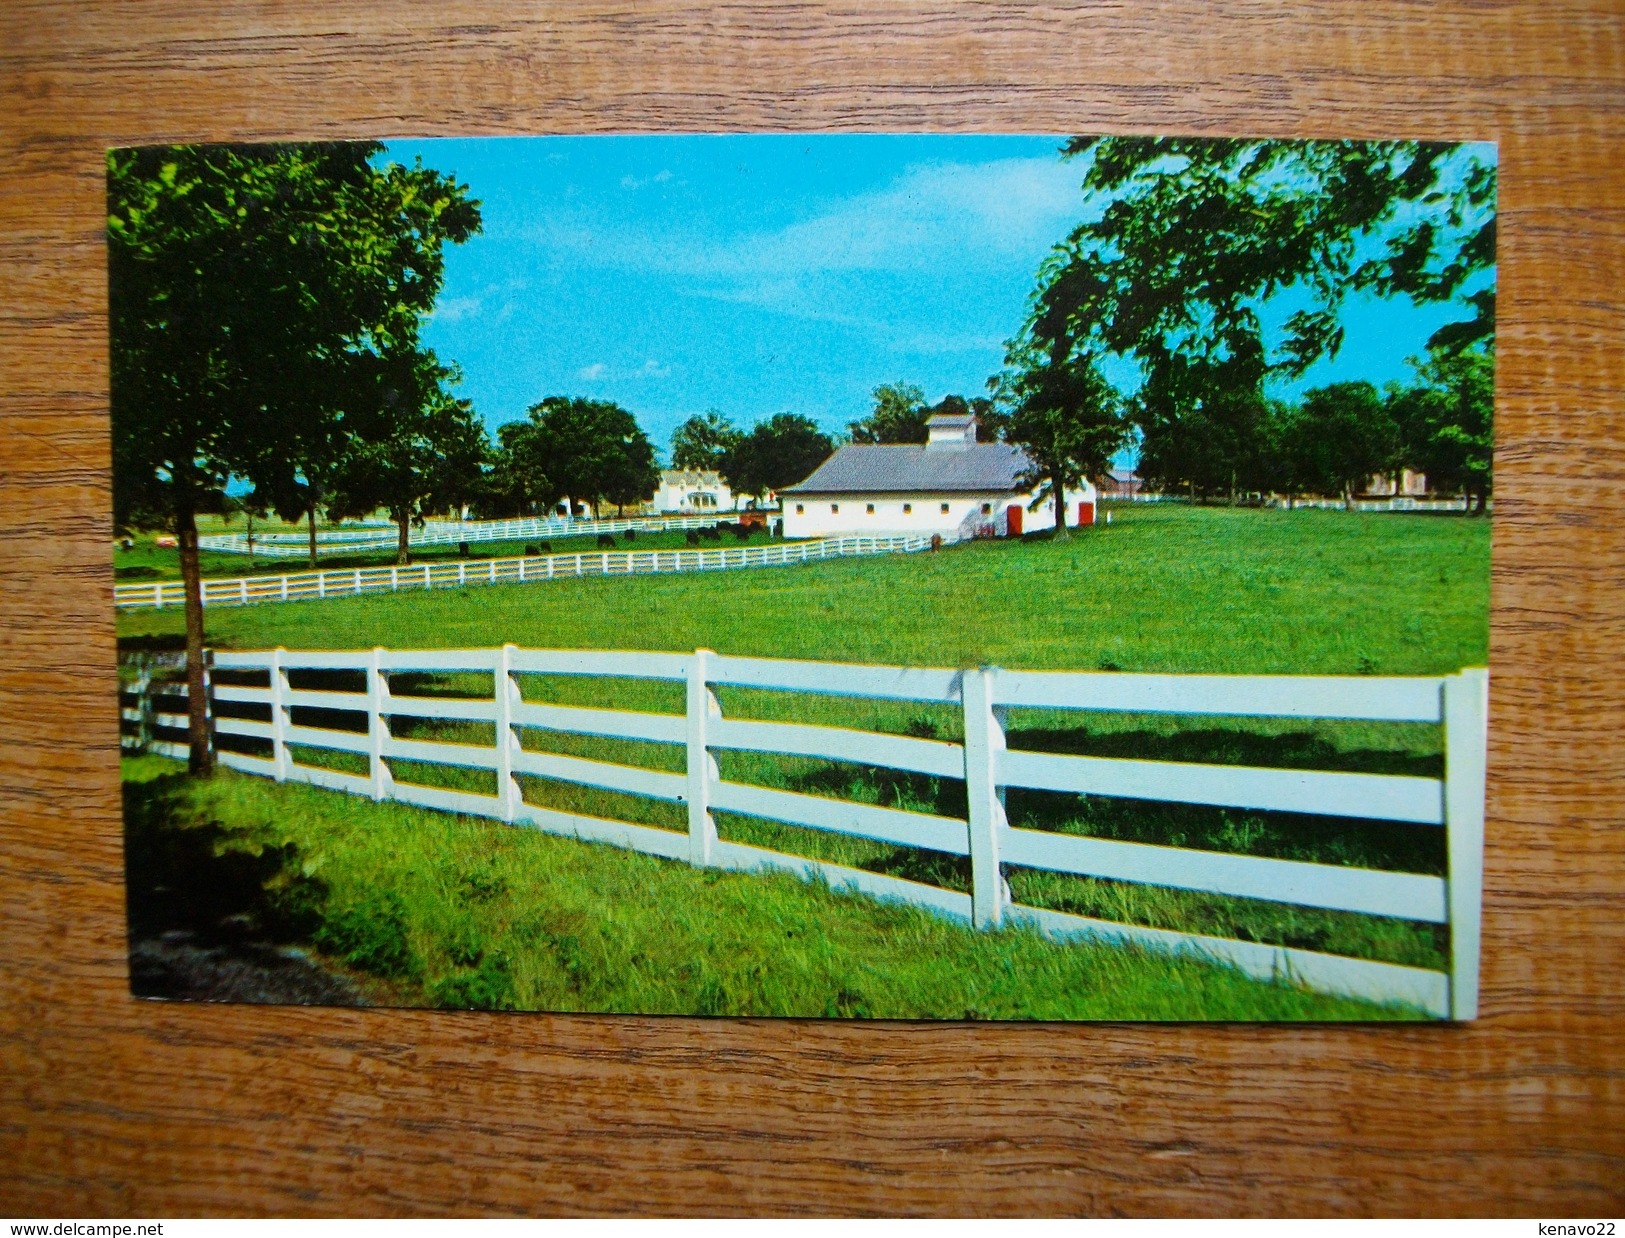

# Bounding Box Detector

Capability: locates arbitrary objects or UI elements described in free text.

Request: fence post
[269,647,290,781]
[1444,668,1489,1020]
[495,643,521,823]
[366,647,392,802]
[962,665,1009,929]
[686,648,720,866]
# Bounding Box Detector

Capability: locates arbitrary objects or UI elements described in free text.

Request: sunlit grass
[124,756,1424,1020]
[124,505,1487,1017]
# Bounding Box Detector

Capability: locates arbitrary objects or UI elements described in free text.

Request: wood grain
[2,0,1621,1216]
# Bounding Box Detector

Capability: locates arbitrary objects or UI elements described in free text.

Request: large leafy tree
[108,142,480,771]
[328,350,490,563]
[500,397,659,518]
[1388,347,1494,512]
[247,155,483,565]
[1291,381,1401,508]
[1029,137,1495,498]
[669,410,742,472]
[998,246,1127,535]
[722,414,834,500]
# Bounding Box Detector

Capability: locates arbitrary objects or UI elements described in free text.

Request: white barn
[649,469,736,516]
[781,412,1097,540]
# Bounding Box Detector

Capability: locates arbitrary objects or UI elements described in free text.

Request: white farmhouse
[649,469,736,516]
[781,412,1097,540]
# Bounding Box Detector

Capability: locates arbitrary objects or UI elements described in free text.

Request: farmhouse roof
[782,441,1035,495]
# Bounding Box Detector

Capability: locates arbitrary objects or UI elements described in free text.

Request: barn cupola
[925,412,977,450]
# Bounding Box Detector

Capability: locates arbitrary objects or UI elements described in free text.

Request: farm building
[648,469,736,515]
[1098,467,1144,498]
[781,412,1097,539]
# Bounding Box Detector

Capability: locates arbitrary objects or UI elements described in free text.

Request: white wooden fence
[115,534,937,611]
[1266,497,1475,513]
[121,645,1487,1018]
[197,513,729,557]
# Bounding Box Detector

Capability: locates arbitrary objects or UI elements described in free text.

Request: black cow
[624,528,636,542]
[685,530,700,546]
[458,541,471,558]
[537,541,552,554]
[732,523,752,540]
[524,544,541,556]
[597,533,617,548]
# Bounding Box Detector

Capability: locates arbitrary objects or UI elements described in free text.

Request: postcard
[112,135,1494,1020]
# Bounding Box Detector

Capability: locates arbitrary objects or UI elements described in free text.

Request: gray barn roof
[782,442,1035,495]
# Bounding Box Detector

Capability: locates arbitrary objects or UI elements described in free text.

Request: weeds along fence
[197,513,728,557]
[120,644,1488,1018]
[114,534,936,612]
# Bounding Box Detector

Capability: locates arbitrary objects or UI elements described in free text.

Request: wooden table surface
[2,1,1621,1217]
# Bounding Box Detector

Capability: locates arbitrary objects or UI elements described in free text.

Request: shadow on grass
[123,771,364,1005]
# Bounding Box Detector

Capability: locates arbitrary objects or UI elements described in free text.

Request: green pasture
[119,504,1489,677]
[119,504,1489,1018]
[122,755,1418,1020]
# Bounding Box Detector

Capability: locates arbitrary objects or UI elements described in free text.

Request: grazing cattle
[524,544,541,556]
[597,533,616,548]
[458,541,471,558]
[537,541,552,554]
[701,525,722,541]
[732,523,751,540]
[685,530,700,546]
[624,528,636,542]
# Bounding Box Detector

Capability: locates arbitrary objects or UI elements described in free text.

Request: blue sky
[382,136,1493,467]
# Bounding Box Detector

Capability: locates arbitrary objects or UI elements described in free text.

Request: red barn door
[1005,505,1022,537]
[1077,500,1095,526]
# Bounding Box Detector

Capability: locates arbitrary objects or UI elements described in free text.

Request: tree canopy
[108,141,481,768]
[498,397,660,518]
[848,384,1003,445]
[722,414,834,499]
[327,350,491,562]
[1015,138,1495,505]
[669,410,743,472]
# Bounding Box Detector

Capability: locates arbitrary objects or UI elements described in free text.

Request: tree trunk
[1229,469,1237,507]
[176,498,214,776]
[1051,471,1070,542]
[1343,482,1354,512]
[395,508,411,565]
[307,501,319,569]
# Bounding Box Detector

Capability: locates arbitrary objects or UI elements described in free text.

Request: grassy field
[119,504,1490,1018]
[119,503,1488,676]
[122,755,1418,1020]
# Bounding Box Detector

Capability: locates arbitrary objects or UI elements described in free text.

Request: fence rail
[1265,496,1475,513]
[121,644,1487,1018]
[197,513,731,557]
[115,534,938,611]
